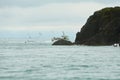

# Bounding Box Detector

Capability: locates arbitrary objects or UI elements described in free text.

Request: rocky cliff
[52,39,73,45]
[75,7,120,45]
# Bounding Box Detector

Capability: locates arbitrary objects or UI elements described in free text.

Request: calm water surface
[0,39,120,80]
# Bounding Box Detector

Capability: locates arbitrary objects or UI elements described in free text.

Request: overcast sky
[0,0,120,39]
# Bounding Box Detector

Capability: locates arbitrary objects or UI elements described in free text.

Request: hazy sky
[0,0,119,39]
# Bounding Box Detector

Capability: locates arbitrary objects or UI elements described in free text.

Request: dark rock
[75,7,120,45]
[52,39,73,45]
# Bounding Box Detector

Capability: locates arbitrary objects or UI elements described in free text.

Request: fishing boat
[51,32,73,45]
[51,32,69,42]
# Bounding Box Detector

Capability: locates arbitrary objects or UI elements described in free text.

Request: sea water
[0,39,120,80]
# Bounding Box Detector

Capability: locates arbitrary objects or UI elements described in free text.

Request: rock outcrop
[52,39,73,45]
[75,7,120,45]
